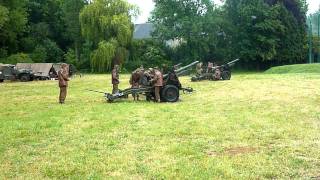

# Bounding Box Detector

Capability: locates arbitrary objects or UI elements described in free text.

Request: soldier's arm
[62,72,69,81]
[129,75,133,85]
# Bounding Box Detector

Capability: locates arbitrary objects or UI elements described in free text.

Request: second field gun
[191,58,240,82]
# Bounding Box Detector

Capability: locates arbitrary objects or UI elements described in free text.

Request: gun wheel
[222,71,231,80]
[161,85,179,102]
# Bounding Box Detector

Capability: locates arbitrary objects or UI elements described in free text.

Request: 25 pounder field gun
[191,58,240,82]
[89,61,199,103]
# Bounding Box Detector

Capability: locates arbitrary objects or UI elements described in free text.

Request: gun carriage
[89,61,199,103]
[191,59,240,82]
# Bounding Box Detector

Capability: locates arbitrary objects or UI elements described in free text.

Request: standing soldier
[213,62,221,80]
[196,62,203,76]
[58,63,69,104]
[150,68,163,103]
[207,62,214,73]
[129,68,144,101]
[112,65,120,94]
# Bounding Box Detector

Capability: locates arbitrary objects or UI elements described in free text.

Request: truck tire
[161,85,179,102]
[20,74,30,82]
[221,71,231,80]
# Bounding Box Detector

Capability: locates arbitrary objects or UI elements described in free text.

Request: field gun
[191,59,240,82]
[95,61,199,103]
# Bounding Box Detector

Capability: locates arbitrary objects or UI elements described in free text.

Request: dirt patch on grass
[224,147,258,156]
[207,147,258,157]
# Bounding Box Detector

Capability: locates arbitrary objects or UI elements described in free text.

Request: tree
[0,0,28,58]
[80,0,137,72]
[62,0,86,63]
[223,0,307,69]
[150,0,220,63]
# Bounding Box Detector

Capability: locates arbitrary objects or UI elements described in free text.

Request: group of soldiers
[196,62,221,80]
[111,65,164,103]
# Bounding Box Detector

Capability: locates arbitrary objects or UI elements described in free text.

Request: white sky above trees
[127,0,320,24]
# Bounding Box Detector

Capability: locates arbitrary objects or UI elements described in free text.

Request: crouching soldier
[150,68,163,103]
[112,65,120,94]
[58,63,70,104]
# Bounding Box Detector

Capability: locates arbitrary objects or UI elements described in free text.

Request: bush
[31,45,47,63]
[3,53,33,64]
[126,39,171,71]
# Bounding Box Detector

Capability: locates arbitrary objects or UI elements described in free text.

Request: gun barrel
[86,89,106,94]
[163,61,199,79]
[227,58,240,65]
[175,61,199,74]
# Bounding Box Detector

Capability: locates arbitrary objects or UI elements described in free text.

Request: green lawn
[265,63,320,74]
[0,73,320,179]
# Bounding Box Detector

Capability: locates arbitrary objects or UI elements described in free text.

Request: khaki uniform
[207,62,214,73]
[130,69,143,100]
[112,67,120,94]
[214,68,221,80]
[152,69,163,102]
[196,63,203,75]
[58,68,69,103]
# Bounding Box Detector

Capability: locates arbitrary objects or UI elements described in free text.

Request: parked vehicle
[0,64,34,82]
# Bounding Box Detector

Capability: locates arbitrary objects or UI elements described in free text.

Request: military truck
[0,64,34,82]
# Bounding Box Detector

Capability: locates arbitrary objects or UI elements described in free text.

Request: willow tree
[80,0,136,72]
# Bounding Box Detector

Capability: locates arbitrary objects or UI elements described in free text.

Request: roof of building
[133,23,154,39]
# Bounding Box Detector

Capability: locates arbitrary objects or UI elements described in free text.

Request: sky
[127,0,320,24]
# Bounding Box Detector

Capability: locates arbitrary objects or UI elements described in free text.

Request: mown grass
[265,63,320,74]
[0,73,320,179]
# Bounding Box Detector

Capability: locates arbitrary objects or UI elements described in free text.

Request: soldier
[111,65,120,94]
[207,62,214,73]
[58,63,69,104]
[150,68,163,103]
[129,68,144,100]
[196,62,203,75]
[214,63,221,81]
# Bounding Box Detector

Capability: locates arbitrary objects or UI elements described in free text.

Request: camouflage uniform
[112,65,120,94]
[58,64,69,104]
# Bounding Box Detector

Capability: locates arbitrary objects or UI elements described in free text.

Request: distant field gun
[191,59,240,82]
[89,61,199,103]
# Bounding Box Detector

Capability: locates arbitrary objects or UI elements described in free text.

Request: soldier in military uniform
[129,67,144,100]
[58,63,69,104]
[150,68,163,103]
[212,62,221,80]
[196,62,203,76]
[111,65,120,94]
[207,62,214,73]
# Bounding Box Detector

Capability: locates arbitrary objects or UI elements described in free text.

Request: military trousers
[155,86,161,103]
[112,84,119,94]
[59,86,67,103]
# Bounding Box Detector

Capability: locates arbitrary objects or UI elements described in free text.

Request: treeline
[0,0,312,71]
[0,0,89,69]
[149,0,309,70]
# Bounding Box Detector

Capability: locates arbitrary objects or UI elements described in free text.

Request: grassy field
[265,63,320,74]
[0,72,320,179]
